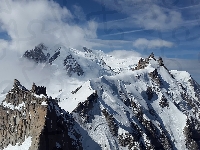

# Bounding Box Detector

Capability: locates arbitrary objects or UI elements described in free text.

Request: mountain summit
[0,44,200,150]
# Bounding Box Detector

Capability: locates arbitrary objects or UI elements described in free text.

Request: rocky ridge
[0,79,83,150]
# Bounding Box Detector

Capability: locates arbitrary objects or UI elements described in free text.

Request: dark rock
[159,95,169,108]
[23,43,49,63]
[63,54,84,76]
[146,87,154,100]
[148,69,162,85]
[49,49,61,64]
[157,57,164,66]
[102,109,118,136]
[83,47,92,53]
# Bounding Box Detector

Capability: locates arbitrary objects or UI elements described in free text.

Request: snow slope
[3,136,32,150]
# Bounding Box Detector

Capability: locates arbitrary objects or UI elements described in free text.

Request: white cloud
[133,38,174,49]
[0,0,100,93]
[0,0,98,54]
[134,4,183,30]
[108,49,141,58]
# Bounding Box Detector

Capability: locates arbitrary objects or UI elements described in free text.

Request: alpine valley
[0,43,200,150]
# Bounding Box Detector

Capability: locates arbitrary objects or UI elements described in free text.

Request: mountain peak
[134,53,165,70]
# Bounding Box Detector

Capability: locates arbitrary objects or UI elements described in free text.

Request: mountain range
[0,43,200,150]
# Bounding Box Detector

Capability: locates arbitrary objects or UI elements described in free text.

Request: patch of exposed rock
[133,53,169,72]
[83,47,92,53]
[101,109,118,136]
[133,52,155,70]
[148,69,162,86]
[23,43,49,63]
[63,54,84,76]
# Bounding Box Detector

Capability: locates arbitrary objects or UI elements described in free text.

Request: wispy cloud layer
[133,38,174,49]
[94,0,183,31]
[108,49,141,58]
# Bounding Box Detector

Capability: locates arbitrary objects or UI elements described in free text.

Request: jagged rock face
[0,81,48,150]
[134,53,167,71]
[157,57,164,66]
[0,80,82,150]
[135,58,149,70]
[48,48,61,65]
[23,43,49,63]
[102,109,118,136]
[184,117,200,149]
[63,54,84,76]
[149,69,162,86]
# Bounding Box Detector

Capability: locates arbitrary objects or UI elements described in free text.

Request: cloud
[89,39,133,49]
[72,5,86,21]
[94,0,183,31]
[133,38,174,49]
[107,49,141,59]
[134,4,183,30]
[0,0,98,54]
[0,0,100,95]
[0,49,53,93]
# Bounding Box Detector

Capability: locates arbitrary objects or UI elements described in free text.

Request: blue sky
[0,0,199,83]
[62,0,200,57]
[67,0,200,59]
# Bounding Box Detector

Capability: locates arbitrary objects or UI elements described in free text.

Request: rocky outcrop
[102,109,118,136]
[23,43,49,63]
[157,57,164,66]
[83,47,92,53]
[159,95,169,108]
[134,58,149,70]
[148,69,162,86]
[146,86,154,100]
[184,117,200,149]
[48,48,61,65]
[0,79,82,150]
[63,54,84,76]
[134,53,168,71]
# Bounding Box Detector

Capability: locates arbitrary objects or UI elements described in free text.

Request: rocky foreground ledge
[0,79,82,150]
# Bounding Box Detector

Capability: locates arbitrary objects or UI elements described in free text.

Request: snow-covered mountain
[0,43,200,150]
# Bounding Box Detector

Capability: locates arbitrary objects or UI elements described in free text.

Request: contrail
[101,29,148,37]
[174,4,200,10]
